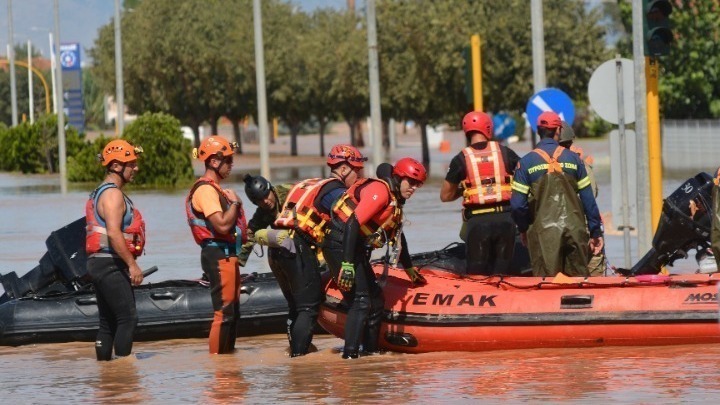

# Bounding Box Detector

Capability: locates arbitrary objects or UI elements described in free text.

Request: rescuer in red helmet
[510,111,604,277]
[323,157,428,359]
[440,111,521,275]
[243,144,366,357]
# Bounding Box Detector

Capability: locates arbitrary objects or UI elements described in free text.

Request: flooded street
[2,162,720,402]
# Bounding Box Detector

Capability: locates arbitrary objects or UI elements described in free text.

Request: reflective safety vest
[461,142,512,207]
[274,178,342,244]
[532,146,565,174]
[186,177,248,247]
[569,145,594,167]
[332,178,403,248]
[86,182,146,258]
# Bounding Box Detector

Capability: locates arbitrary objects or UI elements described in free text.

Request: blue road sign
[60,43,84,133]
[525,88,575,133]
[492,113,516,141]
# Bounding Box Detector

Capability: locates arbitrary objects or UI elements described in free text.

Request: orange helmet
[393,157,427,183]
[100,139,143,166]
[193,136,238,161]
[462,111,493,138]
[327,144,367,169]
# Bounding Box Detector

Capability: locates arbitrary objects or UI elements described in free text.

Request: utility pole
[28,39,34,123]
[49,32,57,114]
[530,0,546,147]
[54,0,67,194]
[253,0,270,179]
[114,0,125,136]
[366,0,383,173]
[7,0,18,126]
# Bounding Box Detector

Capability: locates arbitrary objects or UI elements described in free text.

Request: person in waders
[510,112,604,277]
[440,111,521,275]
[323,157,428,359]
[558,121,607,276]
[186,135,247,354]
[86,139,146,361]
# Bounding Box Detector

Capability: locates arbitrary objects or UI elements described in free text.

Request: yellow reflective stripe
[577,176,591,189]
[511,181,529,194]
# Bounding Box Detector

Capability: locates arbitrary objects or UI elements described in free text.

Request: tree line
[89,0,610,165]
[2,0,718,168]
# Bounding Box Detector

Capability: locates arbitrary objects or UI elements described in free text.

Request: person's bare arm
[440,180,462,202]
[205,189,241,234]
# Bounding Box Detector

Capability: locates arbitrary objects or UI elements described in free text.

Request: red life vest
[332,178,403,248]
[274,178,342,244]
[85,183,146,258]
[186,177,248,246]
[461,142,513,207]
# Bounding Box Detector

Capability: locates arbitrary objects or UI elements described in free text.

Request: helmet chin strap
[109,163,130,184]
[213,155,229,179]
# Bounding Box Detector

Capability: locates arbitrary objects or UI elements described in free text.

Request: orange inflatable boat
[318,246,720,353]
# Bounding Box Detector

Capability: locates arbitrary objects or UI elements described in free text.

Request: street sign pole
[530,0,546,148]
[53,0,67,194]
[615,55,632,268]
[632,0,651,257]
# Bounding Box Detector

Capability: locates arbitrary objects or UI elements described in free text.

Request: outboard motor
[629,172,714,275]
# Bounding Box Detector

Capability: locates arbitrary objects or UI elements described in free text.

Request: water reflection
[96,357,146,404]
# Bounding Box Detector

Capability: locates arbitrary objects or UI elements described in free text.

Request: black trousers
[323,231,384,356]
[88,256,138,361]
[465,211,516,275]
[268,236,325,356]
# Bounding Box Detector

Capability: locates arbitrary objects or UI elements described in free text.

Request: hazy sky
[0,0,342,61]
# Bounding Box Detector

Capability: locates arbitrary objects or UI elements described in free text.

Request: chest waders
[527,149,590,277]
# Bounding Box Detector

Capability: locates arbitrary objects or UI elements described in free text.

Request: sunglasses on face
[405,178,423,188]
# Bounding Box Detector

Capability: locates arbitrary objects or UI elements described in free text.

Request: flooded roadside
[2,158,719,402]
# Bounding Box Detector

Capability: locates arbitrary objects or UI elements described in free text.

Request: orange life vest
[461,142,512,207]
[186,177,248,246]
[274,178,343,244]
[569,145,594,166]
[85,183,146,258]
[332,178,403,248]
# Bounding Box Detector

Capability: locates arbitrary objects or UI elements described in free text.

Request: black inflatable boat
[0,219,290,346]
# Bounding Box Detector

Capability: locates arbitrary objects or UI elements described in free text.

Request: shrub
[121,112,194,187]
[0,114,83,174]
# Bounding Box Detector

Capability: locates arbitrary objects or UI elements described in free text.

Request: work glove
[404,266,427,286]
[337,261,355,292]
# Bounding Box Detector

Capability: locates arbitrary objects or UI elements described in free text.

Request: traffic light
[643,0,673,56]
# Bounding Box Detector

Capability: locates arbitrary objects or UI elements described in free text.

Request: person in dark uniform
[440,111,521,275]
[323,157,427,359]
[510,112,604,277]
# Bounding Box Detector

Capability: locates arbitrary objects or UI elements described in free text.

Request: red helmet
[393,157,427,183]
[327,144,367,168]
[100,139,143,166]
[537,111,562,129]
[194,135,238,161]
[462,111,493,138]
